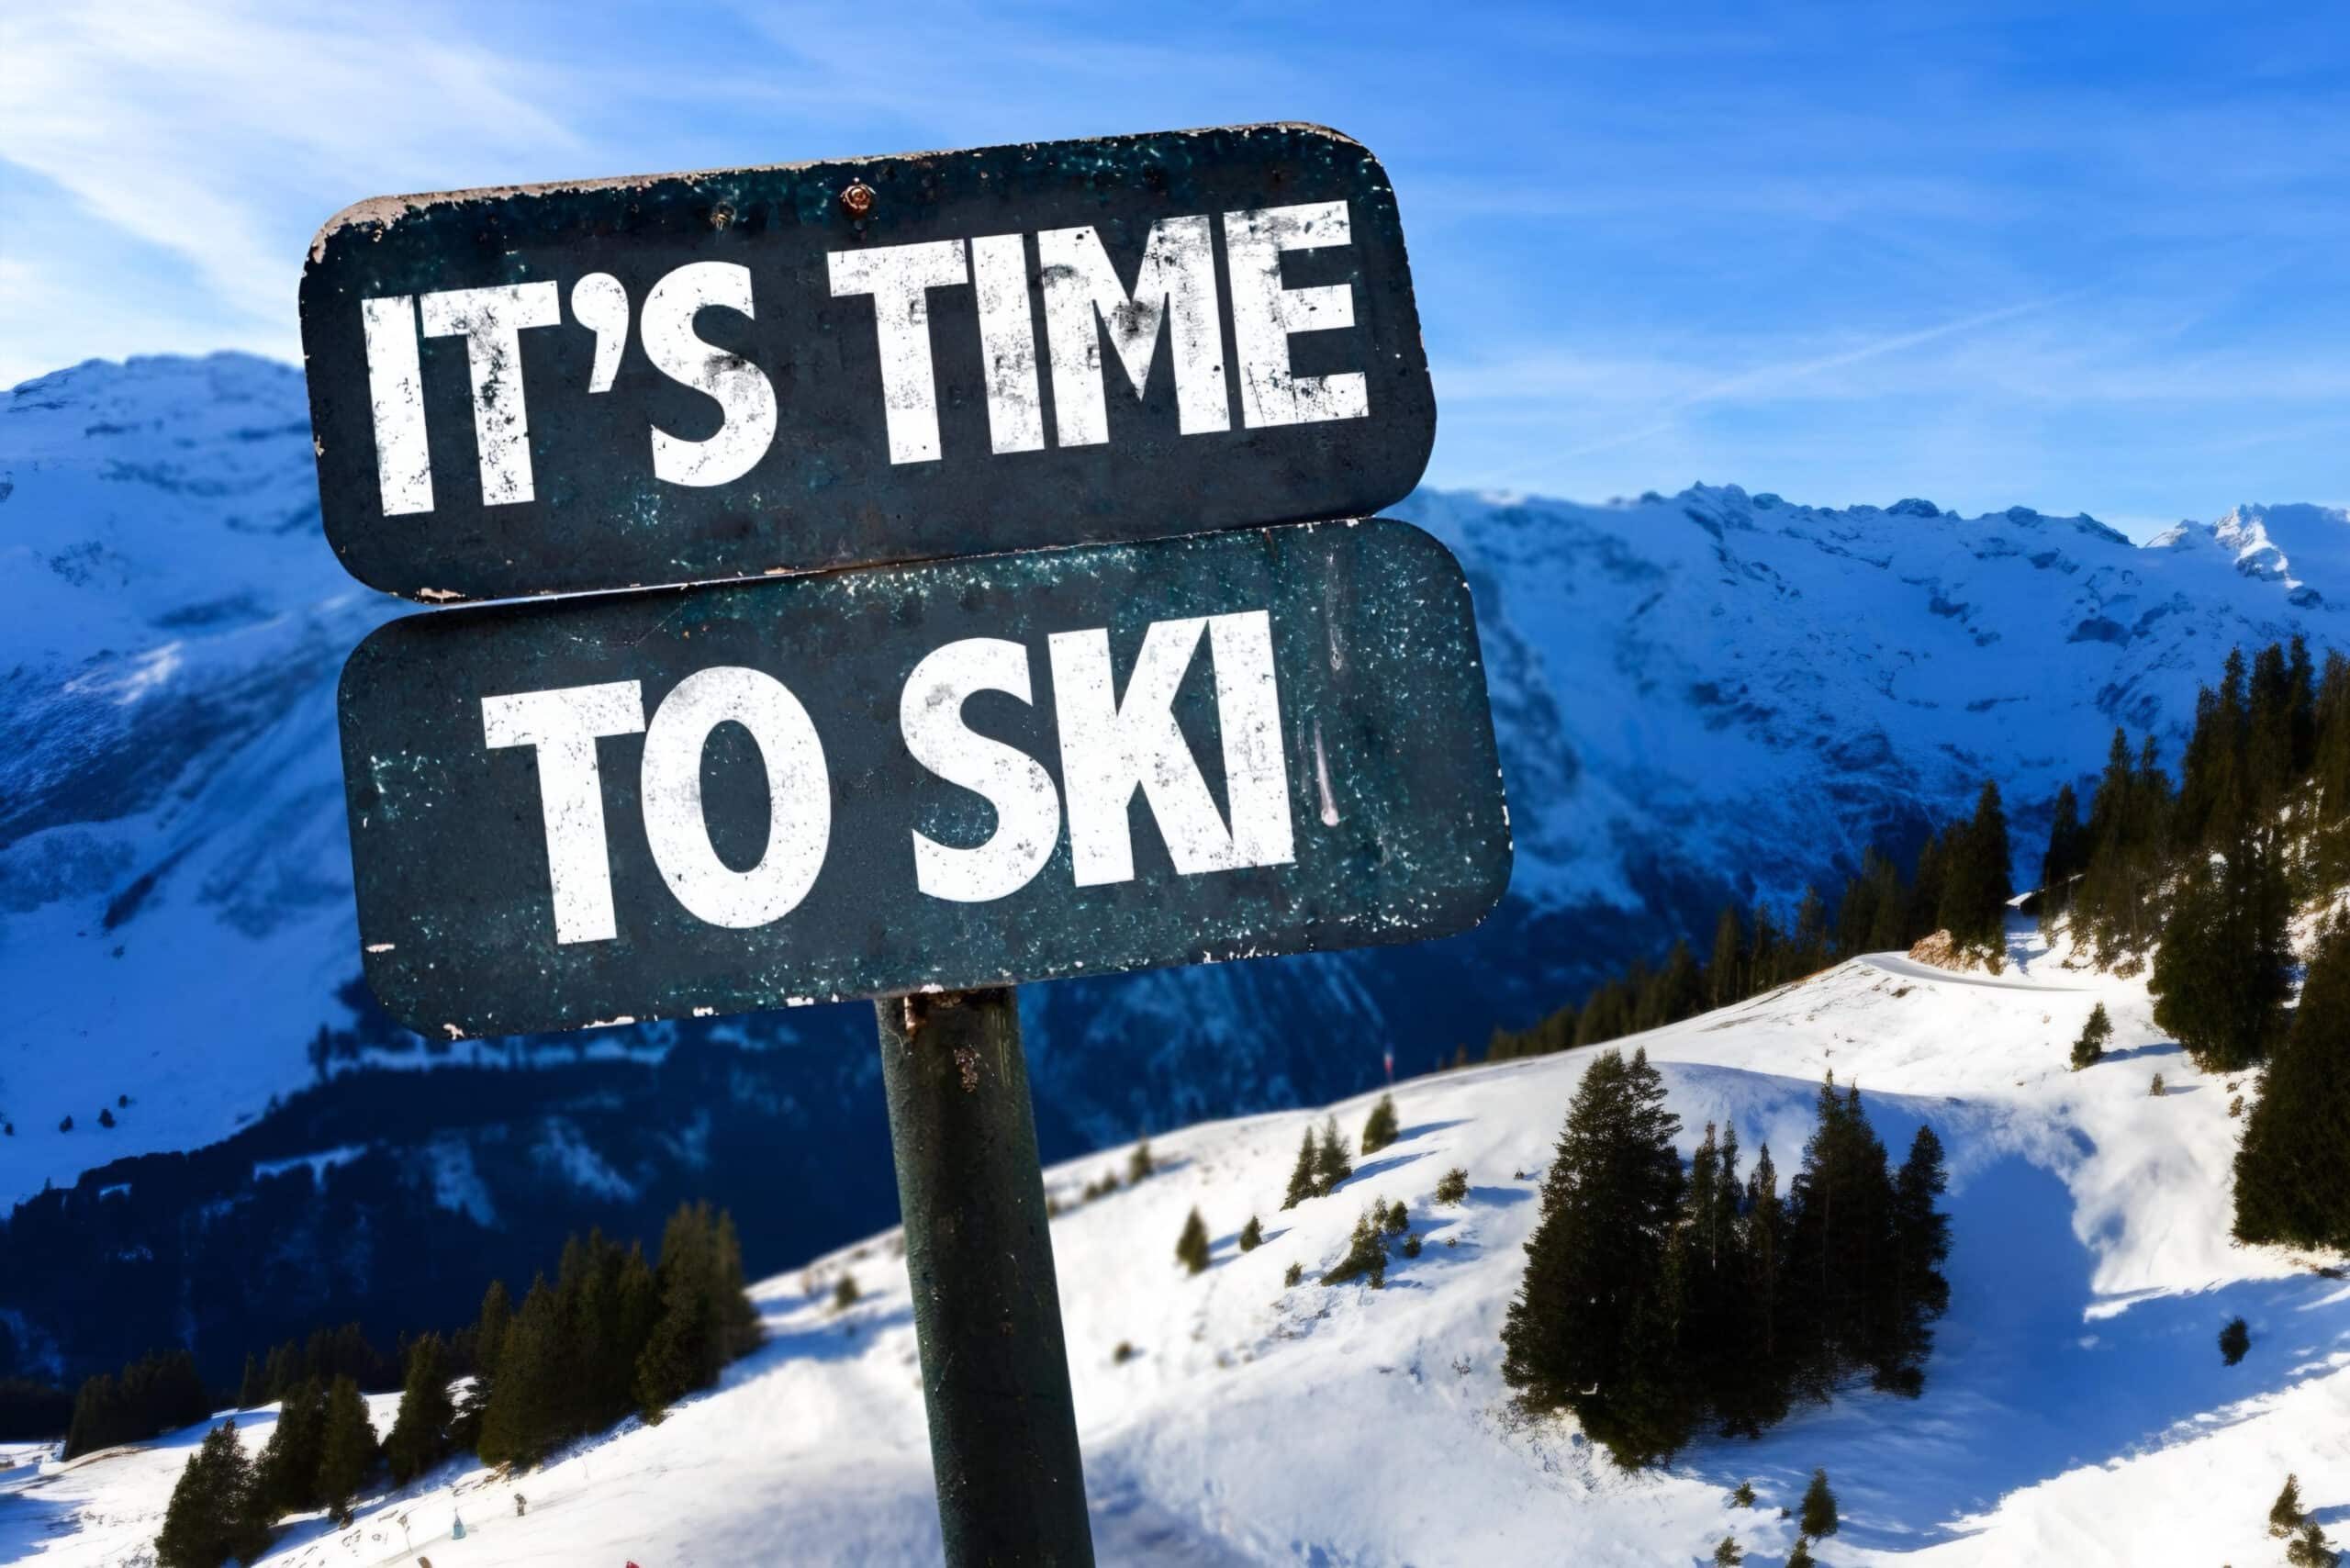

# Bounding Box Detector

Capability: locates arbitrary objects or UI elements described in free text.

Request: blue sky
[4,1,2344,532]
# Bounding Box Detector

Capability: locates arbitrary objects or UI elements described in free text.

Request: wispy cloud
[1482,296,2065,490]
[0,0,590,373]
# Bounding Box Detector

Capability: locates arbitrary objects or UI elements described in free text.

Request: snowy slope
[11,920,2344,1566]
[12,355,2350,1218]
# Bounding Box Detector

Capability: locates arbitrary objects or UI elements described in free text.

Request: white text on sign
[481,611,1296,945]
[361,203,1366,517]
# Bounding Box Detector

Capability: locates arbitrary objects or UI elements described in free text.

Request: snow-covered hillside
[10,921,2344,1566]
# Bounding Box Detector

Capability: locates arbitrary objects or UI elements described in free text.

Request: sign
[338,518,1509,1038]
[301,123,1435,603]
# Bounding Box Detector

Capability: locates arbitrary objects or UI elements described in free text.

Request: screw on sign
[305,126,1503,1568]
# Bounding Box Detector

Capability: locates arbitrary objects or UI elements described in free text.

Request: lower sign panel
[338,518,1511,1037]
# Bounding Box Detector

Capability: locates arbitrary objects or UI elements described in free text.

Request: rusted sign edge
[308,121,1373,263]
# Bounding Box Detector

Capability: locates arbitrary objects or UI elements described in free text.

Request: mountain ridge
[5,352,2346,1385]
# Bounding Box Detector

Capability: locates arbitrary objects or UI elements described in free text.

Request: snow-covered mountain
[11,924,2346,1565]
[6,353,2350,1389]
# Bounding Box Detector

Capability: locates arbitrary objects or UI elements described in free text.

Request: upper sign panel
[301,123,1435,602]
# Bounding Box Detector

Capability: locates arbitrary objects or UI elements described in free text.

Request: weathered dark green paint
[877,989,1093,1567]
[303,123,1433,602]
[337,518,1509,1039]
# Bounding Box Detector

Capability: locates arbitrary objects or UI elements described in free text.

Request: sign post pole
[874,987,1095,1566]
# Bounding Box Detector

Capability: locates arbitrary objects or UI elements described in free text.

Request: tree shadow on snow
[1655,1062,2350,1555]
[1394,1118,1471,1144]
[1333,1151,1426,1191]
[1464,1184,1533,1207]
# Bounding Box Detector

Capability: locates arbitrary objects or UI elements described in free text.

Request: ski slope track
[7,920,2345,1565]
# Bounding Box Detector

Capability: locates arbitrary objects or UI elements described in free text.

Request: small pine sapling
[1384,1200,1409,1235]
[1401,1234,1422,1258]
[1730,1479,1756,1508]
[1321,1210,1388,1288]
[1785,1540,1817,1568]
[1360,1092,1400,1156]
[1314,1114,1353,1193]
[2288,1519,2340,1567]
[2070,1002,2112,1070]
[833,1273,860,1312]
[1283,1126,1319,1209]
[1237,1215,1263,1252]
[1175,1208,1211,1275]
[2219,1315,2249,1366]
[1128,1138,1155,1183]
[1435,1167,1469,1205]
[2274,1473,2308,1537]
[1282,1261,1303,1287]
[2149,1071,2166,1096]
[1712,1536,1744,1565]
[1799,1468,1839,1539]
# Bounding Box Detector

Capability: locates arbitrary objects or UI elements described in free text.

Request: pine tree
[314,1375,376,1528]
[2273,1473,2308,1536]
[1127,1138,1155,1183]
[384,1333,454,1484]
[1878,1125,1952,1394]
[1175,1208,1211,1274]
[627,1204,755,1427]
[1939,780,2013,953]
[1314,1114,1352,1194]
[1647,938,1704,1026]
[1786,1540,1817,1568]
[2150,786,2292,1073]
[1730,1479,1755,1508]
[1237,1215,1263,1252]
[1709,905,1745,1006]
[2150,1072,2166,1097]
[1436,1167,1469,1204]
[2070,1002,2111,1070]
[1360,1092,1400,1156]
[1321,1207,1389,1288]
[1837,861,1880,959]
[484,1275,565,1462]
[64,1350,210,1459]
[2218,1316,2250,1366]
[1788,1075,1894,1373]
[236,1354,264,1412]
[1750,902,1783,991]
[251,1378,326,1519]
[2236,918,2350,1252]
[1799,1467,1840,1539]
[1789,887,1829,975]
[1718,1142,1790,1438]
[1864,845,1909,953]
[1904,830,1947,947]
[155,1420,270,1568]
[2040,780,2086,918]
[452,1277,512,1450]
[1711,1538,1744,1566]
[2288,1519,2340,1567]
[1282,1126,1319,1209]
[1500,1047,1686,1466]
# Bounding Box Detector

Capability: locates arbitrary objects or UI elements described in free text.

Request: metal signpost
[303,124,1507,1566]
